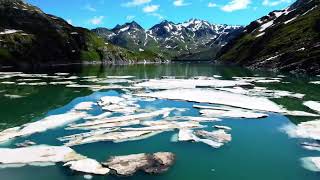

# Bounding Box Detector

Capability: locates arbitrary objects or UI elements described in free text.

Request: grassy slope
[0,0,162,67]
[217,1,320,74]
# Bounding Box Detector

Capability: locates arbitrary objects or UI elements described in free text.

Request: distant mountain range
[92,19,243,60]
[217,0,320,75]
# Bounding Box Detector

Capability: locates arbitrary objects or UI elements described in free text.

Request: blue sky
[26,0,293,29]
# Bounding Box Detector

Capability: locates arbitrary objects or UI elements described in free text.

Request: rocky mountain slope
[217,0,320,75]
[93,19,243,60]
[0,0,163,67]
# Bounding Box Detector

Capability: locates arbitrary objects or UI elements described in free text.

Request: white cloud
[126,15,136,21]
[221,0,251,12]
[150,13,164,20]
[208,2,218,7]
[173,0,191,7]
[89,16,104,25]
[143,5,160,13]
[66,19,73,25]
[262,0,291,6]
[123,0,152,7]
[84,4,96,12]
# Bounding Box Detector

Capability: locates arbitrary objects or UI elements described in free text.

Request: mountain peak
[159,20,175,25]
[128,21,143,28]
[112,21,144,32]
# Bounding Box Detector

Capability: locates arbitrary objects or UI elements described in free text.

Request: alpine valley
[0,0,243,67]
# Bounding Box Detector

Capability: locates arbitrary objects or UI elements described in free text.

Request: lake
[0,63,319,180]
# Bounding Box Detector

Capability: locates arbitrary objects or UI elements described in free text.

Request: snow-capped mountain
[217,0,320,74]
[92,19,243,59]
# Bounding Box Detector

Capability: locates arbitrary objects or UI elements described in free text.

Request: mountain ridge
[0,0,164,67]
[92,19,243,60]
[217,0,320,75]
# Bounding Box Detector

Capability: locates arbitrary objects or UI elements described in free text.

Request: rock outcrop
[102,152,175,176]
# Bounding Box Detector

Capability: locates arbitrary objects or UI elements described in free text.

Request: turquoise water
[0,63,319,180]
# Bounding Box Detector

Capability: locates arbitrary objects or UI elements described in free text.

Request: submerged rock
[102,152,175,176]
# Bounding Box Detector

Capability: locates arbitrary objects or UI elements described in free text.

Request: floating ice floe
[66,84,140,91]
[255,79,281,83]
[1,81,15,84]
[84,112,113,120]
[282,110,320,117]
[73,102,95,111]
[233,76,282,83]
[195,130,232,144]
[58,128,119,142]
[64,130,162,146]
[134,78,251,89]
[194,105,268,119]
[217,86,305,99]
[137,89,284,113]
[16,78,42,82]
[15,140,36,148]
[164,116,221,122]
[301,142,320,151]
[0,145,84,167]
[106,76,135,79]
[54,73,70,76]
[3,94,25,99]
[26,82,47,86]
[102,105,139,115]
[99,79,134,84]
[49,81,75,85]
[0,111,88,143]
[177,129,231,148]
[301,157,320,172]
[64,159,110,175]
[121,120,204,131]
[102,152,175,176]
[310,81,320,85]
[98,96,125,106]
[68,120,141,130]
[0,145,111,175]
[69,108,174,130]
[303,101,320,114]
[0,29,22,35]
[200,109,268,119]
[281,120,320,140]
[214,125,232,131]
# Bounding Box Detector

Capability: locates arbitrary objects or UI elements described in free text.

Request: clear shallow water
[0,63,319,180]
